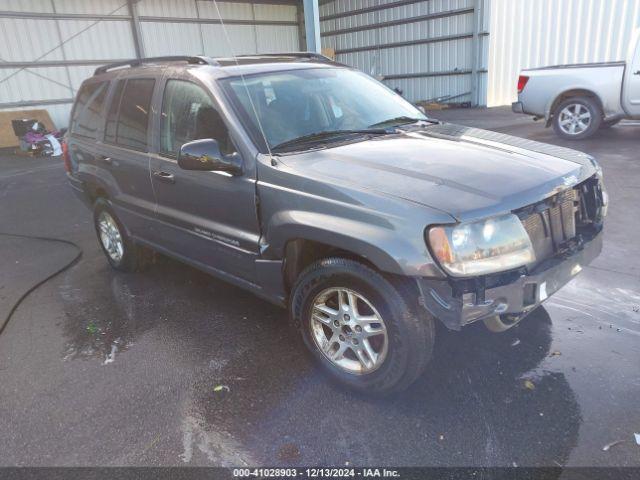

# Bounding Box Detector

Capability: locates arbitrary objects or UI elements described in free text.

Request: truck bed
[524,61,626,71]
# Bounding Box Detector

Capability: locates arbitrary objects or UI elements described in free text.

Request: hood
[279,123,597,222]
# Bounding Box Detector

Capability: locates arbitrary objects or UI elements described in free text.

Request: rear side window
[160,80,233,156]
[70,82,108,139]
[114,78,155,151]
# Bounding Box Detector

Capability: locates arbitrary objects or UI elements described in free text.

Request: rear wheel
[93,198,152,272]
[552,97,602,140]
[290,258,434,395]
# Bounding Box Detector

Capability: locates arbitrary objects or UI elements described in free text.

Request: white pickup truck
[513,29,640,140]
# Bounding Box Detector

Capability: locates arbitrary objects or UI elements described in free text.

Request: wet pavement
[0,109,639,467]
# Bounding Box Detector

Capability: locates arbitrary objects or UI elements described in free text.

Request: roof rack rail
[94,56,218,76]
[234,52,334,62]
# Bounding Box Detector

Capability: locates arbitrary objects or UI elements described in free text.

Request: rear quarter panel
[519,65,625,119]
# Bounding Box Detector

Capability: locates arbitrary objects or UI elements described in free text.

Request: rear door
[148,78,260,281]
[100,77,157,238]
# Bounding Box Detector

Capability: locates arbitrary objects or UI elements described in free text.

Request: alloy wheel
[98,211,124,263]
[310,287,388,374]
[558,103,592,135]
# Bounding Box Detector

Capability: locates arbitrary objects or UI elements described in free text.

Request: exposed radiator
[521,189,578,263]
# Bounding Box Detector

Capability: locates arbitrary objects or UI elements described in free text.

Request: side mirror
[417,105,426,114]
[178,139,242,176]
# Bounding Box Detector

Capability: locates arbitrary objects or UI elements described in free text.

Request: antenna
[212,0,274,160]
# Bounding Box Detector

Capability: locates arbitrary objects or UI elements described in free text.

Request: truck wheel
[93,198,151,272]
[290,258,434,395]
[552,97,602,140]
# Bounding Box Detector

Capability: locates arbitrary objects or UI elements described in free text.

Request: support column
[127,0,144,59]
[470,0,480,107]
[303,0,321,53]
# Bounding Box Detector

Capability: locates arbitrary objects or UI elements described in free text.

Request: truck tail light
[62,140,71,173]
[517,75,529,94]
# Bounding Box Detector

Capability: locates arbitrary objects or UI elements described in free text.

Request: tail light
[62,140,71,173]
[517,75,529,94]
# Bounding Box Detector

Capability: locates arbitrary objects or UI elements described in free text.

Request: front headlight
[427,214,535,277]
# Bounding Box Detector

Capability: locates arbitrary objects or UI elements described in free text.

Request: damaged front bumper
[417,230,603,330]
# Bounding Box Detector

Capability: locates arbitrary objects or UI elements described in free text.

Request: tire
[552,96,602,140]
[93,198,152,272]
[600,118,621,129]
[290,257,435,395]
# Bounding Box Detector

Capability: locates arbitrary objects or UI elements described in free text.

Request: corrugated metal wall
[487,0,640,107]
[0,0,300,128]
[319,0,490,106]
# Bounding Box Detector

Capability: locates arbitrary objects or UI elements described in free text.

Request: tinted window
[71,82,108,138]
[160,80,233,156]
[114,78,155,151]
[104,80,125,144]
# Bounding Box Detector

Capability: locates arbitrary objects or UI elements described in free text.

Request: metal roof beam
[334,31,489,55]
[0,98,74,109]
[321,7,474,37]
[138,16,297,26]
[320,0,426,21]
[0,10,130,21]
[0,59,125,68]
[382,69,488,81]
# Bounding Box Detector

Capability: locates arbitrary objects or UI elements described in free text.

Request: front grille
[520,189,578,264]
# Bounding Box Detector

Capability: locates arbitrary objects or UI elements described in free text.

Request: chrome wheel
[558,103,592,135]
[310,287,388,375]
[98,211,124,263]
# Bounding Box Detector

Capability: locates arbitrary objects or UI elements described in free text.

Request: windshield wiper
[368,116,433,128]
[271,128,390,152]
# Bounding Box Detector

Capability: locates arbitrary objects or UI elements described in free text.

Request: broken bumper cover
[417,230,603,330]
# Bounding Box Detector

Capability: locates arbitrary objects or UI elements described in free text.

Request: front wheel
[552,97,602,140]
[290,258,434,395]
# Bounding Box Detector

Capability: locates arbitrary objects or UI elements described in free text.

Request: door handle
[99,156,113,165]
[153,171,175,184]
[634,70,640,75]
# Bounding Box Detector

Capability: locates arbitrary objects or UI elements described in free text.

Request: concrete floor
[0,107,639,467]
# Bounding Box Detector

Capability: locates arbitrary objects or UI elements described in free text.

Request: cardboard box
[0,109,56,148]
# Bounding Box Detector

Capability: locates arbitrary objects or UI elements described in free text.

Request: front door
[148,79,260,281]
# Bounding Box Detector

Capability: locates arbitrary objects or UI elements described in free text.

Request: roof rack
[234,52,334,62]
[94,56,218,76]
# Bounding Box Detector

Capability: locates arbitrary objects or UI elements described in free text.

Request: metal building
[319,0,490,107]
[0,0,301,127]
[1,0,637,128]
[487,0,640,107]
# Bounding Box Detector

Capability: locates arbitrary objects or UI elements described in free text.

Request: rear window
[104,78,155,151]
[70,82,108,139]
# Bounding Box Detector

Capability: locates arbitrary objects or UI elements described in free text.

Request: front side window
[160,80,233,157]
[70,82,108,139]
[220,68,427,150]
[105,78,155,151]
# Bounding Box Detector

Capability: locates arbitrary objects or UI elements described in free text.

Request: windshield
[220,67,427,151]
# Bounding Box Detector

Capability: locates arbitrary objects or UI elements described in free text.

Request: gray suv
[66,53,606,394]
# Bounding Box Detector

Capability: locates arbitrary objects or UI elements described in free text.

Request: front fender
[261,209,447,278]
